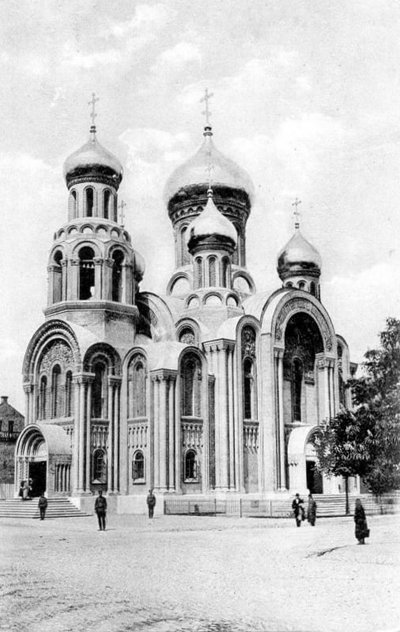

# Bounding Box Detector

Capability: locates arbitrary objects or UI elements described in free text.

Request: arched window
[86,188,94,217]
[181,225,190,265]
[132,450,145,481]
[103,190,111,220]
[298,281,305,290]
[181,353,202,417]
[39,376,47,419]
[93,448,106,482]
[208,257,216,286]
[53,250,63,303]
[292,358,303,421]
[184,449,197,480]
[128,356,147,418]
[221,257,229,288]
[92,361,107,418]
[233,223,241,265]
[179,327,195,345]
[310,282,316,297]
[195,257,203,288]
[112,250,124,302]
[65,371,73,417]
[51,364,61,418]
[68,190,77,219]
[286,282,293,288]
[243,358,255,420]
[79,247,95,300]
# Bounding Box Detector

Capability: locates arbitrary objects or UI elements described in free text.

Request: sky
[0,0,399,412]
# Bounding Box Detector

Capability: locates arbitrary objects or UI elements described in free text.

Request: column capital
[105,257,114,268]
[23,382,34,394]
[61,259,68,267]
[203,339,235,353]
[274,348,284,359]
[70,258,80,266]
[47,264,60,273]
[93,257,104,266]
[108,375,122,386]
[73,372,95,384]
[150,369,178,382]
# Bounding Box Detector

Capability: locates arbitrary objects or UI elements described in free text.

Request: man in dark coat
[292,493,305,527]
[146,489,156,519]
[38,494,48,520]
[94,490,107,531]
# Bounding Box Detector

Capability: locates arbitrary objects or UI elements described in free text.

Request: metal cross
[205,161,215,189]
[118,200,126,226]
[88,92,99,126]
[292,197,302,228]
[200,88,214,127]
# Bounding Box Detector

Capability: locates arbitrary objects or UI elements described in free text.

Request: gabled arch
[83,342,121,375]
[23,320,81,383]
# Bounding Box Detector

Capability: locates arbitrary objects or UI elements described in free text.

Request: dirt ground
[0,512,399,632]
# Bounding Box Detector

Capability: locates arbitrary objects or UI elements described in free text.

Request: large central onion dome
[164,126,254,206]
[64,126,123,188]
[187,188,237,252]
[277,228,322,280]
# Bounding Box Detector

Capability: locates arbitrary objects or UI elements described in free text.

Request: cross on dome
[88,92,99,137]
[200,88,214,128]
[292,197,302,229]
[118,200,126,226]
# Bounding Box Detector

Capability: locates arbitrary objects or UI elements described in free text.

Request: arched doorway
[15,424,71,497]
[287,426,323,493]
[305,439,323,494]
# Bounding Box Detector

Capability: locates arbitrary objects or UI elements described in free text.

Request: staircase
[0,498,90,519]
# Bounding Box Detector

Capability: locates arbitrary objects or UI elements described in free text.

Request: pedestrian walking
[38,494,48,520]
[354,498,369,544]
[146,489,156,519]
[292,493,305,527]
[307,493,317,526]
[94,490,107,531]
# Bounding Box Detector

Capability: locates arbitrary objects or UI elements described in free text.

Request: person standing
[146,489,156,519]
[292,493,305,527]
[307,493,317,526]
[354,498,369,544]
[94,490,107,531]
[38,494,48,520]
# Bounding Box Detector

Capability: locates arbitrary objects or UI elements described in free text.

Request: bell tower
[45,96,144,342]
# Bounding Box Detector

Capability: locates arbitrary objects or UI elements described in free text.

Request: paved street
[0,513,399,632]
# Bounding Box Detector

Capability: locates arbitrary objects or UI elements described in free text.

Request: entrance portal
[306,460,323,494]
[29,461,47,497]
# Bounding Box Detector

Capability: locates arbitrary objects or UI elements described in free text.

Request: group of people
[19,479,33,500]
[94,488,157,531]
[292,493,317,527]
[292,492,369,544]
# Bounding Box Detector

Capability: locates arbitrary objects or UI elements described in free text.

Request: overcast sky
[1,0,399,412]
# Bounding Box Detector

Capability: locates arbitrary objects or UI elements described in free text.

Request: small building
[0,396,24,484]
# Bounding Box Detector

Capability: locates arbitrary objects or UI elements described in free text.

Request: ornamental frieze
[39,341,74,373]
[275,298,332,351]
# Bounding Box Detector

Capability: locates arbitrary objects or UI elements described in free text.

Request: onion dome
[64,126,123,188]
[164,126,254,205]
[277,228,321,280]
[187,188,237,252]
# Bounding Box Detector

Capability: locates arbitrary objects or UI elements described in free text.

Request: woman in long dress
[354,498,368,544]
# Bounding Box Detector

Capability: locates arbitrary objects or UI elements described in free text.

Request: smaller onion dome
[187,188,237,251]
[277,228,322,280]
[164,126,254,204]
[64,126,123,188]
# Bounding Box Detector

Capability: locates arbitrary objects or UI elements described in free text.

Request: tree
[315,318,400,509]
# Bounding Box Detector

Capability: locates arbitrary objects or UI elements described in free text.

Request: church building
[15,99,356,511]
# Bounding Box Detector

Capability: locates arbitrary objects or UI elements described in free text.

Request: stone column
[317,354,330,423]
[72,376,81,493]
[215,341,230,491]
[158,376,168,492]
[275,349,286,490]
[152,375,160,490]
[93,257,103,300]
[61,259,68,302]
[23,383,33,425]
[122,263,132,304]
[107,379,114,492]
[174,375,181,493]
[168,376,176,491]
[227,345,235,490]
[111,377,121,493]
[47,264,57,306]
[104,258,114,301]
[85,380,93,491]
[70,259,80,301]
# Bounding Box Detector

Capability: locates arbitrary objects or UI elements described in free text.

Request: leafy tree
[315,318,400,510]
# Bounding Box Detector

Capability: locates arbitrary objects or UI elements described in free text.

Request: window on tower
[112,250,124,302]
[79,246,95,300]
[208,257,216,286]
[86,187,94,217]
[51,364,61,418]
[52,250,63,303]
[184,449,197,480]
[181,353,202,417]
[91,361,107,418]
[68,190,77,219]
[103,190,111,220]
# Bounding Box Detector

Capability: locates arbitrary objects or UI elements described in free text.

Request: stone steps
[0,498,90,519]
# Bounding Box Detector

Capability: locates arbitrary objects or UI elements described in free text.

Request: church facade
[15,112,356,511]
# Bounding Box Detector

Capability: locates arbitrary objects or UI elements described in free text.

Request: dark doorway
[306,460,323,494]
[29,461,47,497]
